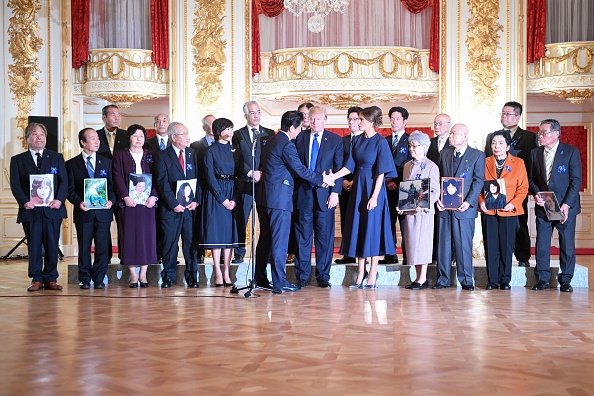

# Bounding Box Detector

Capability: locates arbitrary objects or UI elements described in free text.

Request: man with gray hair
[96,104,127,159]
[146,113,171,151]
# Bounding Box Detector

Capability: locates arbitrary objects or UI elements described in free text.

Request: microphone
[252,133,258,157]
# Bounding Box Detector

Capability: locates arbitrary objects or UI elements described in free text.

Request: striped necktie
[545,148,554,183]
[159,138,166,150]
[87,156,94,178]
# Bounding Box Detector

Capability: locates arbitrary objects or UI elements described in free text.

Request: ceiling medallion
[284,0,349,33]
[543,89,594,104]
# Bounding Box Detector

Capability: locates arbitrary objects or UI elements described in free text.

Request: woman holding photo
[479,130,529,290]
[113,124,158,288]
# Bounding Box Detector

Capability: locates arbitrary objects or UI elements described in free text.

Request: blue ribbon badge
[504,166,511,172]
[50,167,57,174]
[399,147,407,154]
[459,172,467,178]
[511,139,517,147]
[186,164,193,171]
[415,173,421,180]
[557,165,566,173]
[99,169,107,176]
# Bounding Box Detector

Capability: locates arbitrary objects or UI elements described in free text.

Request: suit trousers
[75,220,111,284]
[235,192,253,257]
[387,189,407,259]
[482,214,518,284]
[23,217,61,283]
[534,215,577,284]
[160,210,197,283]
[255,206,291,288]
[293,206,335,282]
[437,214,475,286]
[513,198,531,262]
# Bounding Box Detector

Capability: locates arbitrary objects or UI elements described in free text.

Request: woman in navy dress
[200,118,245,287]
[331,106,396,288]
[113,124,158,288]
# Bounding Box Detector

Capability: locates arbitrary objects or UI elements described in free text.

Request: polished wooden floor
[1,256,593,395]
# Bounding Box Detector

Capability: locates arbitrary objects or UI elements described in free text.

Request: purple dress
[112,149,158,265]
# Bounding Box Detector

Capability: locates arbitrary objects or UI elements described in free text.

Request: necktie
[545,148,554,183]
[251,128,258,143]
[159,138,166,150]
[179,150,185,173]
[454,151,461,163]
[392,134,399,150]
[108,132,115,151]
[35,152,42,170]
[87,156,94,178]
[310,133,319,171]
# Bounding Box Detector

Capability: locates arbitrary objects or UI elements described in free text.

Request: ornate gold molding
[543,89,594,105]
[465,0,502,105]
[7,0,43,142]
[543,46,594,74]
[192,0,227,111]
[281,93,433,110]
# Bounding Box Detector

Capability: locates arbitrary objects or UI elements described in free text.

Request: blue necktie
[392,134,399,150]
[87,156,94,178]
[310,133,319,187]
[159,138,165,150]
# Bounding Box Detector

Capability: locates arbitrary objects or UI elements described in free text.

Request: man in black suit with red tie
[254,111,334,294]
[145,113,171,152]
[66,128,115,289]
[156,122,200,288]
[96,104,128,159]
[232,101,275,264]
[529,119,582,293]
[10,123,68,291]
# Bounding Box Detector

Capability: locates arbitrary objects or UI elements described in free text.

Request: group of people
[10,100,582,294]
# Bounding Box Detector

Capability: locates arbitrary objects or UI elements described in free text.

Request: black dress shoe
[485,282,498,290]
[317,280,331,288]
[432,283,449,289]
[255,280,272,290]
[560,283,573,292]
[518,261,530,267]
[461,284,475,291]
[500,283,511,290]
[411,281,428,290]
[94,282,105,289]
[404,282,416,289]
[296,279,308,288]
[231,255,244,264]
[79,281,91,289]
[187,281,199,288]
[378,255,398,264]
[532,281,550,290]
[161,279,173,288]
[334,256,356,264]
[272,284,301,294]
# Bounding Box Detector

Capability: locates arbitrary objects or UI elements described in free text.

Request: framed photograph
[483,179,507,210]
[129,174,152,205]
[539,191,565,221]
[176,179,197,207]
[441,177,464,210]
[84,178,108,209]
[29,174,54,207]
[397,179,430,212]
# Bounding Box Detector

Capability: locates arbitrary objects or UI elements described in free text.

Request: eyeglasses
[500,112,518,117]
[537,130,556,136]
[348,117,361,123]
[408,144,422,149]
[433,121,450,127]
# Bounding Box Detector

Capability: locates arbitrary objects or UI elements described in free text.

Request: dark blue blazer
[156,145,200,214]
[293,129,343,212]
[438,146,486,219]
[529,142,582,218]
[10,149,68,223]
[66,153,115,223]
[232,125,275,195]
[256,132,324,212]
[386,132,410,181]
[96,127,128,160]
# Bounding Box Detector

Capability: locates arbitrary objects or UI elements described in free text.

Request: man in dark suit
[485,101,537,267]
[382,106,411,264]
[66,128,115,289]
[156,122,200,288]
[293,106,343,288]
[10,123,68,291]
[145,113,171,152]
[335,106,362,264]
[433,123,486,291]
[190,114,216,263]
[96,104,128,159]
[254,111,334,294]
[232,101,275,264]
[529,119,582,293]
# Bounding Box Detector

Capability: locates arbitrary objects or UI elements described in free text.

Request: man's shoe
[560,283,573,292]
[518,261,530,267]
[286,253,295,264]
[335,256,356,264]
[273,284,301,294]
[401,259,407,265]
[161,279,173,288]
[378,255,398,264]
[44,282,63,291]
[197,255,204,264]
[296,279,308,288]
[432,283,449,289]
[485,282,498,290]
[317,280,331,288]
[500,283,511,290]
[186,279,199,288]
[79,281,91,289]
[531,281,550,291]
[256,281,273,290]
[27,281,44,292]
[461,284,475,291]
[231,255,244,264]
[94,282,106,289]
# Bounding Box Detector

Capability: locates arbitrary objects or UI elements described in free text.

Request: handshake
[322,170,335,188]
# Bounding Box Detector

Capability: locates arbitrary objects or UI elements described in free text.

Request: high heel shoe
[349,281,363,289]
[223,281,234,287]
[364,273,379,289]
[139,281,149,288]
[129,281,139,288]
[411,280,428,290]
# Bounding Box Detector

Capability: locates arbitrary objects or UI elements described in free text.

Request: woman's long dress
[339,133,396,258]
[200,142,245,248]
[401,157,440,265]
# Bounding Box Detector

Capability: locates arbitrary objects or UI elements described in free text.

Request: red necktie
[178,150,185,171]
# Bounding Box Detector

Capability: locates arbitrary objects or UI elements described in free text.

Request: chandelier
[284,0,350,33]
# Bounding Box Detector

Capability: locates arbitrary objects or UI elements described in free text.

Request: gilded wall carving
[465,0,502,105]
[192,0,226,110]
[7,0,43,142]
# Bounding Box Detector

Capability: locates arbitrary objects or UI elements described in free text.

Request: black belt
[215,174,236,180]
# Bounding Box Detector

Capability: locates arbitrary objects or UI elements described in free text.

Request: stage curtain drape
[429,0,439,72]
[252,0,284,76]
[72,0,90,68]
[545,0,594,43]
[89,0,151,49]
[527,0,546,63]
[150,0,169,69]
[400,0,431,13]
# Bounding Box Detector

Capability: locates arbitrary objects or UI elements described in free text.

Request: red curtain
[527,0,546,63]
[328,127,434,138]
[429,0,439,72]
[252,0,285,76]
[71,0,90,68]
[150,0,169,69]
[400,0,431,14]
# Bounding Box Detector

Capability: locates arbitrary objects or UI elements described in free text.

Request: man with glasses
[485,102,537,268]
[529,119,581,293]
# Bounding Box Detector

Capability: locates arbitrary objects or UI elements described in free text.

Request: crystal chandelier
[284,0,350,33]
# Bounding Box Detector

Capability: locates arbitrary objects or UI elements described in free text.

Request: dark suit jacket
[145,135,171,152]
[438,146,486,219]
[96,127,128,159]
[10,150,68,223]
[427,136,451,165]
[485,127,537,164]
[386,132,410,181]
[256,132,324,212]
[156,145,200,214]
[528,142,582,218]
[190,137,211,183]
[293,129,343,212]
[341,134,355,182]
[66,153,115,223]
[232,125,275,195]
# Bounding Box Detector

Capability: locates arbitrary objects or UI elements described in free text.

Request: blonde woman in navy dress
[397,131,440,290]
[330,106,397,288]
[201,118,245,287]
